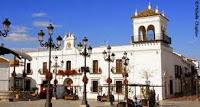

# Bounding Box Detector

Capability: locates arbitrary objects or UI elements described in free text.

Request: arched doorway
[63,78,73,86]
[63,78,73,95]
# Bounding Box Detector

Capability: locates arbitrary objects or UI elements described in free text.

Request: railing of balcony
[132,33,171,44]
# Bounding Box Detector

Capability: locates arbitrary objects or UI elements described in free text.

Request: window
[116,81,122,93]
[27,63,31,74]
[15,78,23,91]
[93,60,98,73]
[116,59,122,73]
[92,80,98,92]
[43,62,47,74]
[25,79,31,91]
[174,65,182,78]
[175,65,178,78]
[170,80,173,95]
[66,61,71,70]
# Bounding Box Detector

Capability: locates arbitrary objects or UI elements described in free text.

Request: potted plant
[31,87,39,97]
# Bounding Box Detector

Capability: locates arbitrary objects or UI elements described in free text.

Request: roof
[134,8,161,18]
[0,46,32,61]
[132,5,167,20]
[0,56,9,63]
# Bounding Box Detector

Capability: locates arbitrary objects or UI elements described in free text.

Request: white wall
[0,62,10,91]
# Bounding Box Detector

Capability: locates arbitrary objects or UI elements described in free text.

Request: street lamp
[0,18,11,37]
[77,36,92,107]
[38,24,62,107]
[53,55,58,99]
[122,51,129,107]
[102,45,115,105]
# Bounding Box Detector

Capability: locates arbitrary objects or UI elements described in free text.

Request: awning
[0,46,32,61]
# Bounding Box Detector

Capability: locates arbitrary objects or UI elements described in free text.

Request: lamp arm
[0,30,8,37]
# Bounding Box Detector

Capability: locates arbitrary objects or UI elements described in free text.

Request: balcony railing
[57,69,82,76]
[111,67,123,74]
[89,68,102,74]
[185,72,192,77]
[132,33,171,44]
[162,34,171,44]
[26,69,33,75]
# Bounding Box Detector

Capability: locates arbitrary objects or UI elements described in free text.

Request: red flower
[12,71,16,77]
[82,75,89,84]
[123,79,128,85]
[57,70,65,76]
[99,68,102,73]
[106,77,112,84]
[46,72,52,80]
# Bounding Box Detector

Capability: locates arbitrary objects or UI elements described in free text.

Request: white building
[10,5,198,100]
[0,57,10,91]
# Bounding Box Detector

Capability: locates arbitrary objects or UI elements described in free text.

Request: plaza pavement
[0,99,118,107]
[1,99,200,107]
[159,100,200,107]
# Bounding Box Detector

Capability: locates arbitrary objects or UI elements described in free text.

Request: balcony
[162,34,171,44]
[89,68,102,74]
[185,72,192,77]
[57,69,82,76]
[111,67,123,74]
[26,69,33,75]
[133,33,171,44]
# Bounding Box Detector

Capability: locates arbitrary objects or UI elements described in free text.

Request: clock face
[67,42,71,48]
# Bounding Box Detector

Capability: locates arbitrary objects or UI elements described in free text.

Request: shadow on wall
[30,78,37,88]
[8,76,37,91]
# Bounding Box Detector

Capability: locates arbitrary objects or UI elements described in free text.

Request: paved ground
[0,99,118,107]
[0,99,200,107]
[159,100,200,107]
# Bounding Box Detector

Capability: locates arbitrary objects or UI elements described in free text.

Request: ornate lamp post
[77,36,92,107]
[102,45,115,105]
[0,18,11,37]
[122,52,129,107]
[53,56,58,99]
[38,24,62,107]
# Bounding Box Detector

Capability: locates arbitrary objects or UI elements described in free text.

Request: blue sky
[0,0,199,60]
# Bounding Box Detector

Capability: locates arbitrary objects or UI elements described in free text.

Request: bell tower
[63,33,76,50]
[131,4,171,44]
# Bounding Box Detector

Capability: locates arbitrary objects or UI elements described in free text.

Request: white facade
[10,5,198,100]
[0,57,10,91]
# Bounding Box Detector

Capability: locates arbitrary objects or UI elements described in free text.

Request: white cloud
[5,33,36,42]
[12,26,30,33]
[32,12,47,17]
[33,21,63,28]
[188,38,198,44]
[4,25,36,42]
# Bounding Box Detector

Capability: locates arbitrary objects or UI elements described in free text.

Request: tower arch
[147,25,155,41]
[132,4,171,44]
[138,26,146,41]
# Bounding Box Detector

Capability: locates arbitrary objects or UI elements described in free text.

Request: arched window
[138,26,146,41]
[147,25,155,41]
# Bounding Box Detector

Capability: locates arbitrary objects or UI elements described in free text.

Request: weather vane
[195,0,199,37]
